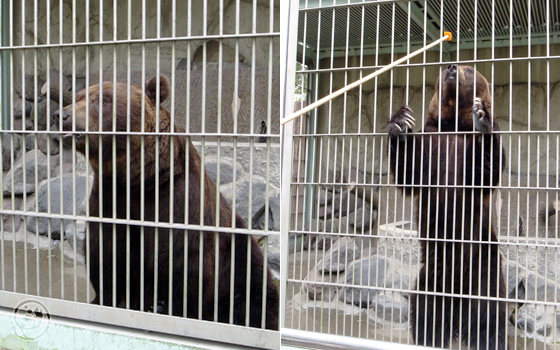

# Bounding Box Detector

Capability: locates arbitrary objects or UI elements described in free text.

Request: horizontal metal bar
[299,0,413,13]
[0,291,278,349]
[291,130,560,136]
[0,306,256,350]
[0,130,281,138]
[0,32,280,51]
[298,53,560,74]
[287,229,560,248]
[286,278,546,306]
[281,328,438,350]
[0,210,280,236]
[290,181,559,191]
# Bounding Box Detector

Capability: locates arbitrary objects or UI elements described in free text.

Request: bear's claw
[388,105,415,138]
[473,97,490,133]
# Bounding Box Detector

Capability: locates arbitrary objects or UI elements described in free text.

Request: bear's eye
[102,98,108,106]
[466,68,473,74]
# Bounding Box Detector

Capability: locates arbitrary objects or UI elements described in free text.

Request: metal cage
[282,0,560,349]
[0,1,280,348]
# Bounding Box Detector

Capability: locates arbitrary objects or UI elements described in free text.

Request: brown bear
[387,65,508,349]
[53,75,278,330]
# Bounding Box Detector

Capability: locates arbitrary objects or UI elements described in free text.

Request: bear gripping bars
[281,32,453,125]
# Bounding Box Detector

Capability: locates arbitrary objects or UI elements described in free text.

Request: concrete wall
[8,0,280,138]
[313,44,560,179]
[12,0,280,74]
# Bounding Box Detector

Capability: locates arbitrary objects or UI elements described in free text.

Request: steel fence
[282,0,560,349]
[0,0,280,348]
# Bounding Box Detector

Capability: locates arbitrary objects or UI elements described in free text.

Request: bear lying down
[54,75,278,330]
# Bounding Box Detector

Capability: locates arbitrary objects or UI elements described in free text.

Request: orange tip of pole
[443,31,452,41]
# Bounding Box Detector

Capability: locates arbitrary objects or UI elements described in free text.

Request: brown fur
[387,65,508,349]
[55,75,278,330]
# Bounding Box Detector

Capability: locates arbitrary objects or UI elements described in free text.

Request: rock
[374,292,409,323]
[24,134,37,151]
[319,191,358,219]
[32,98,60,130]
[536,324,552,337]
[252,192,281,231]
[15,74,45,101]
[324,216,350,234]
[1,133,23,171]
[64,220,86,254]
[12,97,33,120]
[517,317,535,333]
[385,273,410,292]
[347,205,377,232]
[302,266,338,302]
[234,179,278,223]
[523,273,560,302]
[319,237,361,273]
[303,234,333,251]
[339,256,389,307]
[1,197,23,233]
[26,174,90,239]
[44,69,72,93]
[267,252,280,275]
[2,150,56,195]
[514,303,557,340]
[505,263,526,300]
[205,160,239,185]
[37,132,60,155]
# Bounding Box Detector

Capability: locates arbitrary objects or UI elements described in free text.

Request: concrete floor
[0,241,92,303]
[285,248,549,349]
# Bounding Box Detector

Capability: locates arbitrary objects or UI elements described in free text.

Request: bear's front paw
[473,97,492,133]
[388,105,415,138]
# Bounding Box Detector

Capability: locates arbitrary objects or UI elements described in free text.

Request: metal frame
[284,0,560,348]
[0,0,279,348]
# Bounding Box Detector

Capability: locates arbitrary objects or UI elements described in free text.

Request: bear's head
[54,75,171,171]
[433,64,491,110]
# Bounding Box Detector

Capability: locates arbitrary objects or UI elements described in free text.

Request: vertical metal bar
[126,0,132,312]
[280,0,299,330]
[0,0,9,131]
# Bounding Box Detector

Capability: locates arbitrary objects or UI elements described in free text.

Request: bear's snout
[53,109,70,123]
[444,64,457,82]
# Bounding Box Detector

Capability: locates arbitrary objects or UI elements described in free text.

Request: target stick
[281,31,453,125]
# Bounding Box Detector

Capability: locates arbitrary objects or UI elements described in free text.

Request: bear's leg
[462,297,508,350]
[461,262,508,350]
[411,264,453,348]
[89,223,118,307]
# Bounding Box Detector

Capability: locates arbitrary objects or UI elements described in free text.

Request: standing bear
[53,75,278,330]
[387,65,508,349]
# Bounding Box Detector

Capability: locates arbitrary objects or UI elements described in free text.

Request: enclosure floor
[0,243,92,303]
[285,249,546,349]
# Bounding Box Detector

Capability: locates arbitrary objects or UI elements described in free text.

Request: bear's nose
[446,64,457,72]
[53,109,70,122]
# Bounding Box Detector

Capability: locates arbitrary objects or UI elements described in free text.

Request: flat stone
[374,292,409,323]
[26,174,90,239]
[319,237,361,274]
[302,266,339,302]
[2,150,56,196]
[1,134,23,172]
[523,273,560,302]
[64,220,86,254]
[339,256,389,308]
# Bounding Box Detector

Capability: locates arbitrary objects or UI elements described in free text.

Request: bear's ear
[145,75,171,104]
